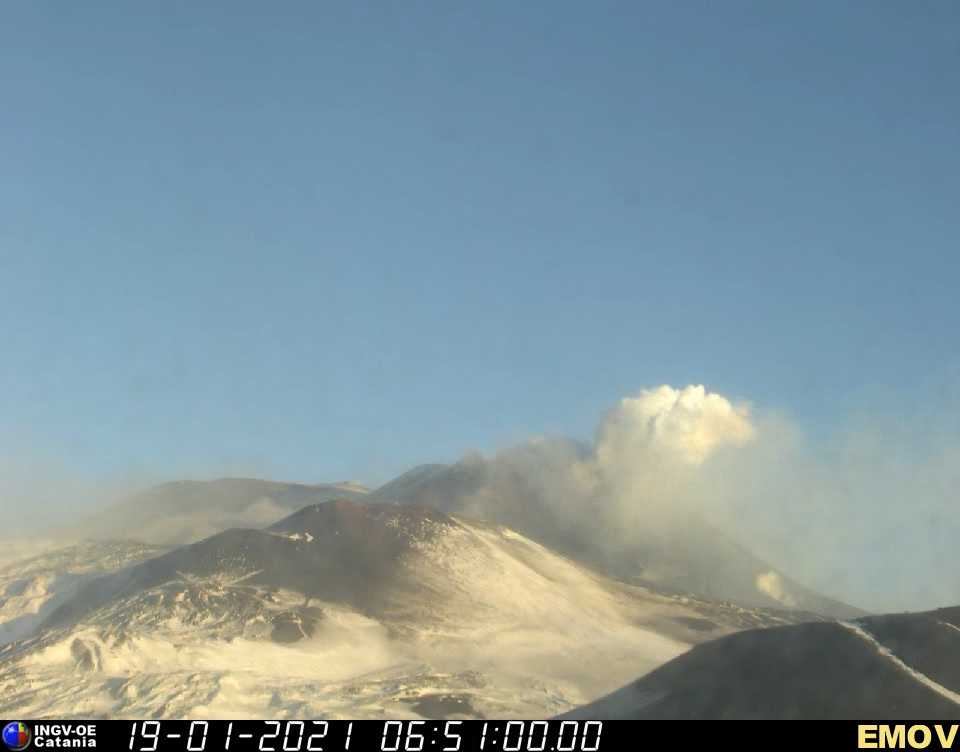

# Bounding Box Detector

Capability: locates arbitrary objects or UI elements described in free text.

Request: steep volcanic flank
[563,607,960,719]
[0,500,818,719]
[44,502,457,630]
[370,461,861,618]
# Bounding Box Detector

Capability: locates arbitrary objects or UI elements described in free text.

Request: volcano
[0,500,814,719]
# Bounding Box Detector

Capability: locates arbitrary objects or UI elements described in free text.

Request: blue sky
[2,1,958,491]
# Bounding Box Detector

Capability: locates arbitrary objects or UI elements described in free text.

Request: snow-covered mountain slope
[561,606,960,719]
[370,459,862,618]
[0,541,170,646]
[0,501,813,720]
[69,478,370,545]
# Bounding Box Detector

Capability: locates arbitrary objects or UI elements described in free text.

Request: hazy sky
[2,1,958,490]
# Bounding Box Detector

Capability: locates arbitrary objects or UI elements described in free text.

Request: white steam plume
[595,384,755,468]
[457,382,960,612]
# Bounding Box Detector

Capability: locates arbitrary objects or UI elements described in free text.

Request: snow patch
[755,571,797,608]
[840,621,960,706]
[268,532,315,543]
[939,621,960,636]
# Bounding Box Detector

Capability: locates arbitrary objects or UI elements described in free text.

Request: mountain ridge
[369,460,863,618]
[561,607,960,719]
[1,499,822,719]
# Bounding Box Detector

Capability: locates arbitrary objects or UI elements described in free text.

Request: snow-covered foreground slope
[0,541,170,646]
[0,501,809,719]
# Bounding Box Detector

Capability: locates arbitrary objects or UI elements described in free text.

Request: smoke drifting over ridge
[587,385,756,533]
[445,385,760,548]
[446,384,960,613]
[3,384,956,613]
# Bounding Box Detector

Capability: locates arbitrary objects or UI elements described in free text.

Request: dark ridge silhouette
[562,610,960,719]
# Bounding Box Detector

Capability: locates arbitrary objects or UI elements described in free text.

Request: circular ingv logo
[2,722,31,751]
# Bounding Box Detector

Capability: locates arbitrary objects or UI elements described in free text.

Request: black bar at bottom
[3,718,959,752]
